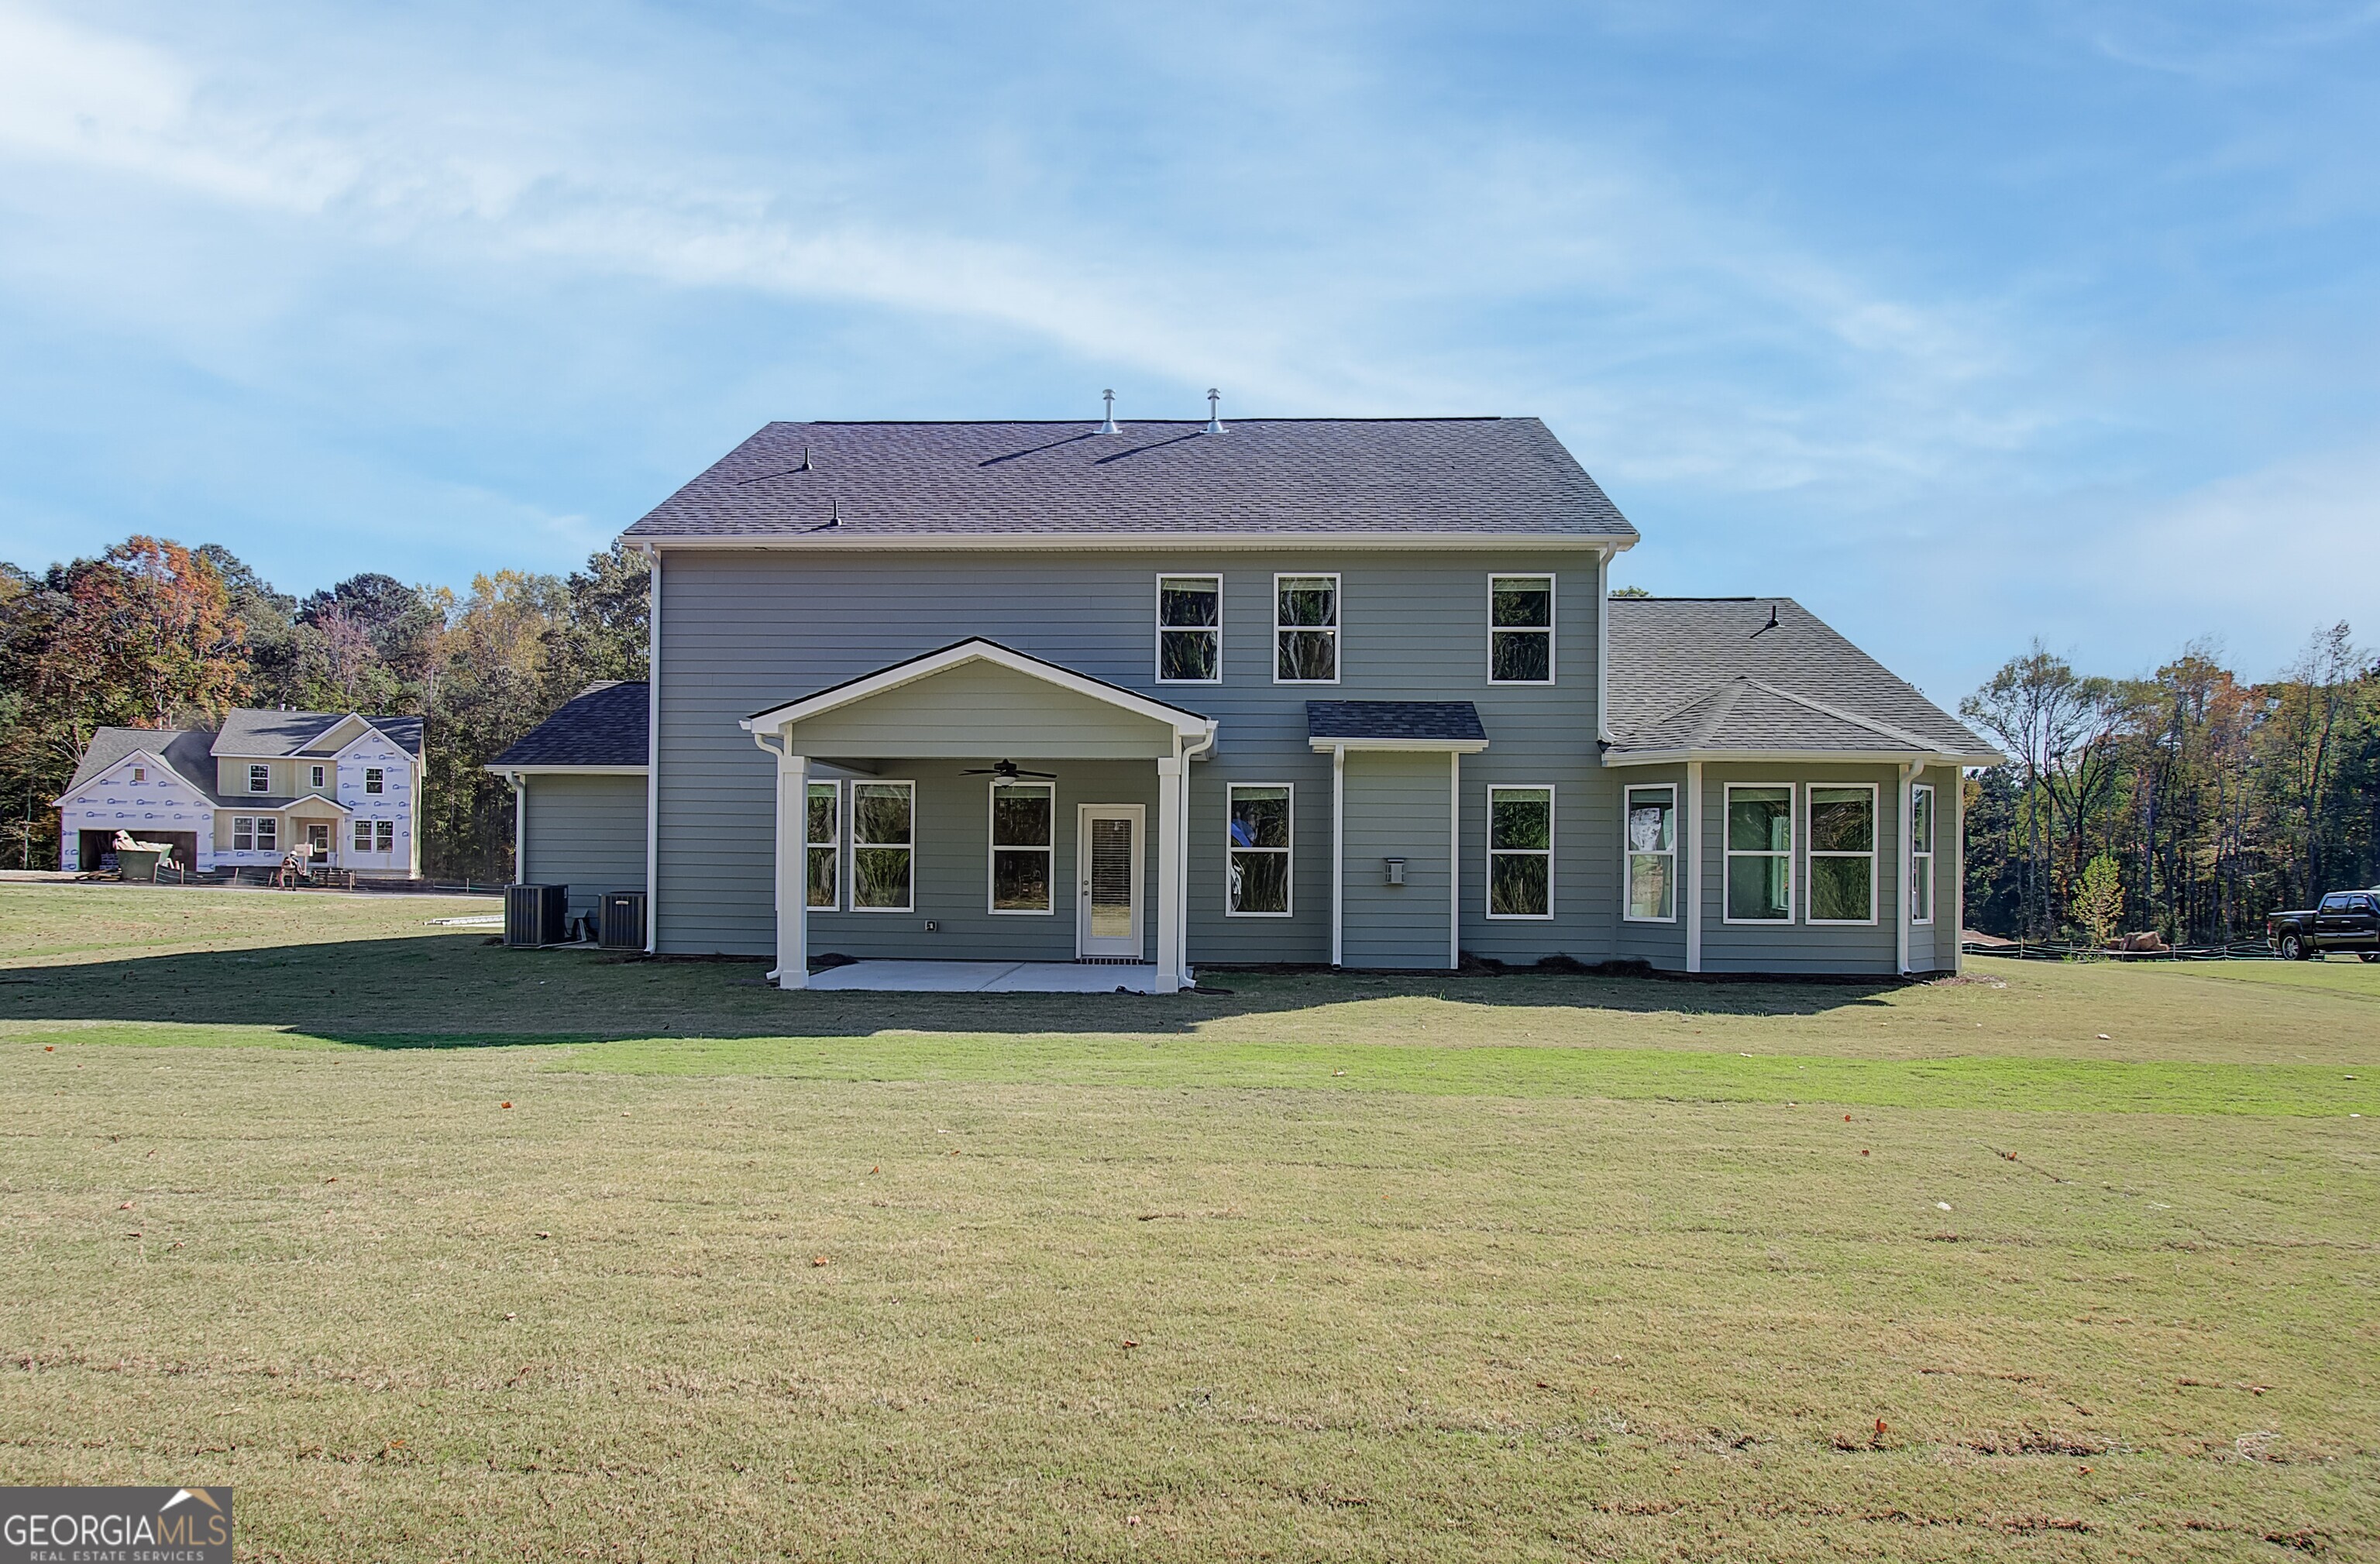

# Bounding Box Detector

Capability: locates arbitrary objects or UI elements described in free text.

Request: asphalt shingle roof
[63,727,219,799]
[1605,598,1996,760]
[212,709,425,758]
[622,418,1639,542]
[1307,700,1488,744]
[492,682,650,768]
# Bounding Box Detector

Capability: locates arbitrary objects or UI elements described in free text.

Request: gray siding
[522,773,648,921]
[1694,761,1904,976]
[655,548,1601,958]
[789,661,1176,759]
[1340,751,1454,970]
[1610,764,1689,968]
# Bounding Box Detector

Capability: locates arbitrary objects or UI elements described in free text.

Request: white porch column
[1330,744,1346,968]
[1684,760,1704,974]
[1448,751,1461,970]
[776,748,809,990]
[1156,747,1185,992]
[511,773,527,884]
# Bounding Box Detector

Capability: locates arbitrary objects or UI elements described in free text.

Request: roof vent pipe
[1095,389,1121,435]
[1204,388,1225,435]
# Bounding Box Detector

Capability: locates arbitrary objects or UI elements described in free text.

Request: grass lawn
[2,882,2374,1560]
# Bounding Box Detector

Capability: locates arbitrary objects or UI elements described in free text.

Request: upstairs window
[1910,784,1935,925]
[1808,785,1876,924]
[1488,785,1555,918]
[364,767,384,795]
[1156,576,1221,683]
[807,781,840,909]
[1274,574,1339,683]
[1725,785,1793,922]
[247,765,270,793]
[1624,784,1676,922]
[1488,576,1555,683]
[1226,784,1292,916]
[311,765,326,789]
[989,782,1054,914]
[851,782,914,912]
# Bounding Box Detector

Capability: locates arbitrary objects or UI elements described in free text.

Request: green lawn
[2,883,2374,1559]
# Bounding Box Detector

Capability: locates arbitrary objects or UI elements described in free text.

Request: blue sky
[2,2,2375,706]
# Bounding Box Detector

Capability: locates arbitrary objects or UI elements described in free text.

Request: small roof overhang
[1305,700,1489,754]
[741,638,1219,743]
[1601,747,2004,768]
[483,764,650,778]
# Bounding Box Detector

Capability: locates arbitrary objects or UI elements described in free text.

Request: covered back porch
[741,640,1217,991]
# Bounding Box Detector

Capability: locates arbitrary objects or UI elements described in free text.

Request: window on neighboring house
[1274,574,1339,683]
[365,767,384,795]
[248,765,270,793]
[255,816,277,852]
[1489,575,1555,684]
[989,782,1054,913]
[1624,784,1676,921]
[233,818,255,852]
[1157,575,1222,683]
[353,820,373,854]
[1488,785,1555,918]
[1226,784,1292,916]
[851,782,914,911]
[807,781,840,909]
[374,820,394,854]
[311,765,325,789]
[1910,783,1935,925]
[1808,785,1876,924]
[1725,785,1793,922]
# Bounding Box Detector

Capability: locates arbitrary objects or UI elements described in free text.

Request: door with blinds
[1075,805,1144,960]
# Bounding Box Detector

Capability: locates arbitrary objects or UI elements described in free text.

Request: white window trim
[255,816,279,851]
[310,765,325,789]
[132,767,146,782]
[364,766,385,795]
[1224,782,1295,918]
[1487,574,1557,686]
[352,819,373,853]
[247,765,270,793]
[849,779,917,913]
[986,780,1056,916]
[807,778,841,912]
[373,820,394,854]
[1154,573,1223,685]
[1910,782,1935,926]
[1722,782,1797,926]
[1271,572,1341,686]
[1484,783,1557,920]
[233,817,256,851]
[1807,782,1880,926]
[1622,782,1678,924]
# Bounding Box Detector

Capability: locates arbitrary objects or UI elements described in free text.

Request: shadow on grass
[0,933,1903,1047]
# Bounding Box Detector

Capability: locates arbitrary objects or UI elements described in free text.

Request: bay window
[1808,784,1877,923]
[1725,785,1792,922]
[1623,784,1676,921]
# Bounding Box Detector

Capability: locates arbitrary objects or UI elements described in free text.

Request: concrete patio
[803,960,1178,994]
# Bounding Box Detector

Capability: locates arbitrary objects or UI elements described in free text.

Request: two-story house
[492,414,1997,986]
[57,709,425,878]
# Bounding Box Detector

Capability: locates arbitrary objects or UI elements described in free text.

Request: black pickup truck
[2267,889,2380,961]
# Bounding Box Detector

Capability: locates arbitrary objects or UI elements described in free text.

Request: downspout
[511,771,526,885]
[1448,749,1461,970]
[1330,743,1346,968]
[1953,768,1968,975]
[1684,760,1704,974]
[643,545,662,954]
[1180,721,1216,981]
[1595,548,1611,744]
[1897,761,1919,974]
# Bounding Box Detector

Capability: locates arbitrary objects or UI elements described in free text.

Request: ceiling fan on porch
[961,759,1058,784]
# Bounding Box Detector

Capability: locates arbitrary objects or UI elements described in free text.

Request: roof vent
[1095,389,1121,435]
[1751,603,1780,638]
[1204,388,1226,435]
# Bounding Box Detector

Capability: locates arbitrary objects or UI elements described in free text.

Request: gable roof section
[213,709,425,759]
[490,682,651,768]
[742,639,1217,741]
[1307,700,1489,751]
[1605,597,2000,764]
[60,727,218,800]
[624,418,1639,547]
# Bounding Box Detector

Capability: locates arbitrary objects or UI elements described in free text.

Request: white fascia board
[483,764,651,776]
[1603,746,2003,768]
[1306,737,1489,753]
[51,747,183,807]
[741,638,1217,741]
[635,531,1636,555]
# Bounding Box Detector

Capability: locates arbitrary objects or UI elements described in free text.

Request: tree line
[0,535,647,880]
[1960,627,2380,945]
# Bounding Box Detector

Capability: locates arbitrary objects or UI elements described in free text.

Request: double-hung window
[807,781,841,909]
[1274,574,1338,683]
[1488,576,1555,684]
[254,816,277,852]
[310,765,326,789]
[247,765,270,794]
[365,767,384,795]
[989,782,1054,914]
[1725,785,1792,922]
[1623,784,1676,921]
[233,818,256,851]
[851,782,914,912]
[1807,785,1877,924]
[353,820,373,854]
[1156,576,1222,683]
[373,820,393,853]
[1226,784,1292,915]
[1488,785,1555,918]
[1909,784,1935,925]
